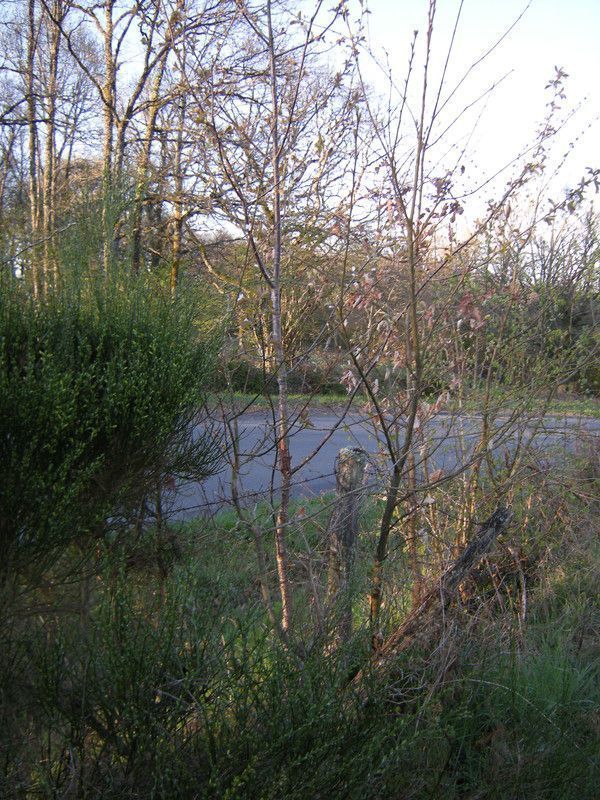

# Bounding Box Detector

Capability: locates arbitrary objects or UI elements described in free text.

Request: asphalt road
[168,409,599,519]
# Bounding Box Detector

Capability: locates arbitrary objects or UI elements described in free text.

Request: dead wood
[354,506,512,685]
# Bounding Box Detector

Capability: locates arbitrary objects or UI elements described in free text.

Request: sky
[347,0,599,212]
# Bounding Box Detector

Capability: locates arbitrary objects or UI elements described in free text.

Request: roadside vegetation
[2,449,598,798]
[1,0,598,797]
[216,390,600,418]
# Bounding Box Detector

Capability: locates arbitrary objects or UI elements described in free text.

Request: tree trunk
[406,450,422,606]
[102,0,115,272]
[267,0,293,633]
[27,0,40,297]
[42,0,63,289]
[171,87,186,295]
[131,55,168,275]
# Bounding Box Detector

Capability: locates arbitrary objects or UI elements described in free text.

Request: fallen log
[354,506,512,684]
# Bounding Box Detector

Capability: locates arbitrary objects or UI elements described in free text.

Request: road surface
[168,409,599,519]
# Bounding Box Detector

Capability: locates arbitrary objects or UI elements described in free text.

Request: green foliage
[1,479,598,799]
[217,354,346,397]
[0,270,221,588]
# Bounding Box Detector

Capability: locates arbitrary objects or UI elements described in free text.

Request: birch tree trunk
[267,0,293,633]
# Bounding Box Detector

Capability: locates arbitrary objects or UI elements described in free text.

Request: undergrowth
[0,458,598,799]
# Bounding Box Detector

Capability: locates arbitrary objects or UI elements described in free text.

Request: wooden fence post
[327,447,368,644]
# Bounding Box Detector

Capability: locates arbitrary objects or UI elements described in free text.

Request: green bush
[0,271,220,588]
[3,564,597,799]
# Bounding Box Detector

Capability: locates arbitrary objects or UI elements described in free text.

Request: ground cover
[2,453,598,799]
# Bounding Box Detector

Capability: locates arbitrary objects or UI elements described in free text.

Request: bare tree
[339,0,594,634]
[39,0,204,270]
[176,0,364,636]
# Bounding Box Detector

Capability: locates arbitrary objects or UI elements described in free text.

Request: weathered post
[327,447,368,645]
